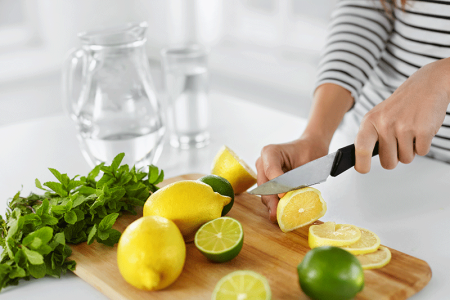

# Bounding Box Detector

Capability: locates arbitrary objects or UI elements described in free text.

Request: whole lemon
[143,180,231,241]
[117,216,186,291]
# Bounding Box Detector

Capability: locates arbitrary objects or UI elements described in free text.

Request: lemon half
[211,145,257,194]
[277,187,327,232]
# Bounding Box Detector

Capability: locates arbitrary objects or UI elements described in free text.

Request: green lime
[194,217,243,263]
[212,270,271,300]
[297,246,364,300]
[198,174,235,216]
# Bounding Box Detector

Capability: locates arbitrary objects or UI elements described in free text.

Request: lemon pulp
[277,187,327,232]
[309,221,361,249]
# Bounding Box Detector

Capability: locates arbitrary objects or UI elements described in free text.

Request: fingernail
[268,209,271,215]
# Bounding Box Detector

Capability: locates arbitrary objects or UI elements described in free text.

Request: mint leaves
[0,153,163,291]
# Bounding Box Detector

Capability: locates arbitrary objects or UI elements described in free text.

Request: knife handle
[330,142,379,177]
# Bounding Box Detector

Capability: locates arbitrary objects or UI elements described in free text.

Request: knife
[248,142,379,195]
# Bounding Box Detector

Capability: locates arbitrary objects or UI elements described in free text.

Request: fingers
[255,145,288,222]
[414,130,433,156]
[260,194,279,223]
[354,120,379,173]
[356,115,428,172]
[255,155,281,223]
[259,145,286,181]
[396,127,415,164]
[378,133,398,170]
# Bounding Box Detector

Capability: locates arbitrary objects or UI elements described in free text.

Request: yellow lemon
[117,216,186,291]
[143,180,231,241]
[356,246,391,270]
[309,221,361,249]
[211,145,257,194]
[276,187,327,232]
[341,227,381,255]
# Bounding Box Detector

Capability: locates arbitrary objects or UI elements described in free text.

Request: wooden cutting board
[70,174,432,300]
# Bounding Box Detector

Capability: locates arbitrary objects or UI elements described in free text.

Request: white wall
[0,0,336,124]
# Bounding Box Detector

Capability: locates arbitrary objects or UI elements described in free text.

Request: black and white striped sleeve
[315,0,394,102]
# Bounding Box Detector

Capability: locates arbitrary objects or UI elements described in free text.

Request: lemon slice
[356,246,392,270]
[212,270,272,300]
[195,217,244,263]
[341,227,381,255]
[309,222,361,248]
[211,145,257,194]
[276,187,327,232]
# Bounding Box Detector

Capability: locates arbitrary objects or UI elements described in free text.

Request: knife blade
[248,142,379,195]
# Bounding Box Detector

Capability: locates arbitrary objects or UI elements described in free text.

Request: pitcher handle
[62,48,88,120]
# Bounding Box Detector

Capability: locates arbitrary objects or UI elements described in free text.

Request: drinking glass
[161,45,210,149]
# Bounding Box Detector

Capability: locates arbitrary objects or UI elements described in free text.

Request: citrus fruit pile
[117,145,260,292]
[277,187,327,232]
[309,221,391,269]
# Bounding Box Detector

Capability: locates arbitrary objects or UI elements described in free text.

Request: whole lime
[297,246,364,300]
[198,174,235,216]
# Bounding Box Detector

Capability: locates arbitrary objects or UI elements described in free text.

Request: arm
[256,0,394,221]
[316,0,393,103]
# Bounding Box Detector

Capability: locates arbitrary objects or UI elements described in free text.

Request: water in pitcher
[166,65,209,148]
[76,88,165,169]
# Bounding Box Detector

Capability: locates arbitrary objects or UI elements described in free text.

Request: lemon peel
[144,180,231,241]
[117,216,185,290]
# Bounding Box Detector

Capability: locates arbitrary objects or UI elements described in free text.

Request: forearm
[302,83,354,145]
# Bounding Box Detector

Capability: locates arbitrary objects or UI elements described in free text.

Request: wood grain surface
[69,174,432,300]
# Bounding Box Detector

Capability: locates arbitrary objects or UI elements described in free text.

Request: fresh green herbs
[0,153,164,291]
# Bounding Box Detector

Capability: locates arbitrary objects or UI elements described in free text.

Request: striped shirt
[316,0,450,163]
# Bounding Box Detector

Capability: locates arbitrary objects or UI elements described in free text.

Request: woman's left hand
[354,57,450,173]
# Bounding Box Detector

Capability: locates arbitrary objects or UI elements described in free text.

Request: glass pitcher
[62,22,165,169]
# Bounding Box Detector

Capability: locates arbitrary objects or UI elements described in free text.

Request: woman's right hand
[255,135,329,222]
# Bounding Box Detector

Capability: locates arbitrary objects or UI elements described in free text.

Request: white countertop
[0,92,449,299]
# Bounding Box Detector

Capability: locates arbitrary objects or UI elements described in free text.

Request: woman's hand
[255,83,354,222]
[354,58,450,173]
[255,136,329,222]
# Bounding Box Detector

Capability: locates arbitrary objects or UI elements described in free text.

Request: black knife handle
[330,142,379,177]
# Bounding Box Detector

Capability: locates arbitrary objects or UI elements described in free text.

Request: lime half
[212,270,272,300]
[195,217,244,263]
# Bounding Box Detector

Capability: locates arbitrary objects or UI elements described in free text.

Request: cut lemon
[356,246,391,270]
[211,145,257,194]
[212,270,272,300]
[341,227,381,255]
[195,217,244,263]
[276,187,327,233]
[309,222,361,249]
